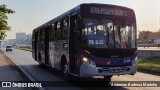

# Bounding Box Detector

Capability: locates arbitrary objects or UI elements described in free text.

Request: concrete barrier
[138,50,160,58]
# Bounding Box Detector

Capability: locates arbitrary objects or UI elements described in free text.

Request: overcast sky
[1,0,160,39]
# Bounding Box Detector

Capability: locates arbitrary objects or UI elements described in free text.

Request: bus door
[69,15,81,75]
[45,28,49,65]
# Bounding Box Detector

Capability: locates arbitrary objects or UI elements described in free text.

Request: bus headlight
[82,56,96,66]
[82,57,89,62]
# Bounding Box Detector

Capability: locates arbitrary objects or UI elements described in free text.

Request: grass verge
[17,48,32,52]
[137,57,160,75]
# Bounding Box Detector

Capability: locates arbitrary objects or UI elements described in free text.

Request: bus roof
[33,3,135,31]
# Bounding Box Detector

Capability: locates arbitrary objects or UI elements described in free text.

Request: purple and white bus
[32,3,137,81]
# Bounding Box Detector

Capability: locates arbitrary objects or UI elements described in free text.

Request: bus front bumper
[79,61,137,77]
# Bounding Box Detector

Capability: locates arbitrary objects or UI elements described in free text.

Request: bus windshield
[82,18,136,49]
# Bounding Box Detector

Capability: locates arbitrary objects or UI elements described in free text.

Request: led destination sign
[90,7,129,16]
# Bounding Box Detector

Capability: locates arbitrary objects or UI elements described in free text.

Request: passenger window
[62,18,68,40]
[49,24,57,41]
[57,22,61,30]
[56,21,61,40]
[63,19,68,29]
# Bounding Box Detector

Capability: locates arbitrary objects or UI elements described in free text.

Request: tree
[0,4,15,40]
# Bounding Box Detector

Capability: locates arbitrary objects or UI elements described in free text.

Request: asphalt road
[2,48,160,90]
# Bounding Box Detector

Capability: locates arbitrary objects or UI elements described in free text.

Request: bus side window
[56,21,61,40]
[32,31,35,49]
[49,24,57,41]
[42,29,45,42]
[62,18,68,40]
[63,18,68,29]
[37,30,41,43]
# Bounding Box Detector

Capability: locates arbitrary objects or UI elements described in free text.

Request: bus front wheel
[103,76,112,85]
[62,63,72,80]
[104,76,112,80]
[63,64,68,77]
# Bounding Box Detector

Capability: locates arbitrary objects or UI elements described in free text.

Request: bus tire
[63,64,68,77]
[104,76,112,85]
[38,53,44,68]
[61,57,71,80]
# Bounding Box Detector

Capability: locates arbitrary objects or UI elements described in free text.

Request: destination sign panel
[90,7,129,16]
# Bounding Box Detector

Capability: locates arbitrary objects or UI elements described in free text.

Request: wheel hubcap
[63,65,68,76]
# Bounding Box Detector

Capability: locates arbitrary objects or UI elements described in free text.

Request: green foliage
[137,57,160,64]
[17,48,32,52]
[137,57,160,74]
[138,63,160,74]
[0,4,15,40]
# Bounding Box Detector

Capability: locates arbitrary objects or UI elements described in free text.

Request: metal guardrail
[137,44,160,47]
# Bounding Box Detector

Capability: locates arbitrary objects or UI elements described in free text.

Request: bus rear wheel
[39,61,44,68]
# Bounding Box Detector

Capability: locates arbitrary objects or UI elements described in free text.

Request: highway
[2,48,160,90]
[138,47,160,50]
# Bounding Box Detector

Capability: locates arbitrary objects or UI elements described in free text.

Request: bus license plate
[110,68,120,73]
